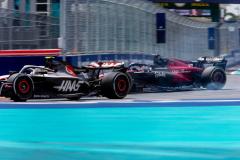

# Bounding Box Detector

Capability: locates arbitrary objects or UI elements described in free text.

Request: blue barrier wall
[1,52,237,75]
[0,56,46,75]
[0,54,155,75]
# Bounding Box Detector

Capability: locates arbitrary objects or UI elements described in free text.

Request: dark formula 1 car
[128,55,227,92]
[0,58,132,101]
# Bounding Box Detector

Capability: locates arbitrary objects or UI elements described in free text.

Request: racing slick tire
[201,66,226,90]
[7,73,34,102]
[101,72,131,99]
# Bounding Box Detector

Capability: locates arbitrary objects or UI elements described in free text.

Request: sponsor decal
[154,71,166,78]
[170,69,191,73]
[198,56,224,62]
[34,95,50,98]
[101,62,124,67]
[57,80,81,92]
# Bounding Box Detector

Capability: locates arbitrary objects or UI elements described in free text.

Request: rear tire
[201,67,226,90]
[101,72,131,99]
[8,74,34,102]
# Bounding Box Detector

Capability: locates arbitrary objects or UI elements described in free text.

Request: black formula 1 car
[128,55,227,92]
[0,58,132,101]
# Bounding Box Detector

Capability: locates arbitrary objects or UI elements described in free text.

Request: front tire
[8,74,34,102]
[101,72,131,99]
[201,67,226,90]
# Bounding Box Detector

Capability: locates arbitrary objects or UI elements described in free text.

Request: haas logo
[57,80,81,92]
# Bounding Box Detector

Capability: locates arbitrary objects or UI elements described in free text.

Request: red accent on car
[87,61,124,68]
[4,84,13,89]
[18,80,30,94]
[168,59,203,83]
[65,65,77,77]
[117,79,127,92]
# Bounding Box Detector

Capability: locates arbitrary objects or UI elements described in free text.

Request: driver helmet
[45,56,55,69]
[153,55,165,66]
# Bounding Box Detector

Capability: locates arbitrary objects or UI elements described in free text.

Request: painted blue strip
[0,101,240,109]
[183,98,240,101]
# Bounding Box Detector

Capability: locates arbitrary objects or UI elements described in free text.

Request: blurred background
[0,0,240,68]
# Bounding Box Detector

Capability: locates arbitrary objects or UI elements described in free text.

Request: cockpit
[153,55,169,67]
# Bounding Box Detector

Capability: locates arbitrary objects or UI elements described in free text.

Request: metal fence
[162,10,217,60]
[61,0,156,55]
[61,0,220,60]
[1,1,240,61]
[0,8,59,50]
[219,22,240,55]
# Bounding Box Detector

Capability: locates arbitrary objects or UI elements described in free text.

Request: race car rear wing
[192,56,227,70]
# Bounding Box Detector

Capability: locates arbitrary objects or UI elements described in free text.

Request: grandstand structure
[0,0,240,60]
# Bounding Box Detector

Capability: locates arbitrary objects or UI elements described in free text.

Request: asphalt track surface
[127,74,240,101]
[32,74,240,102]
[0,74,239,103]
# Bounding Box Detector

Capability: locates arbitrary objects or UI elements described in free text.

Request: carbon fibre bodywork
[0,59,132,101]
[128,56,227,92]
